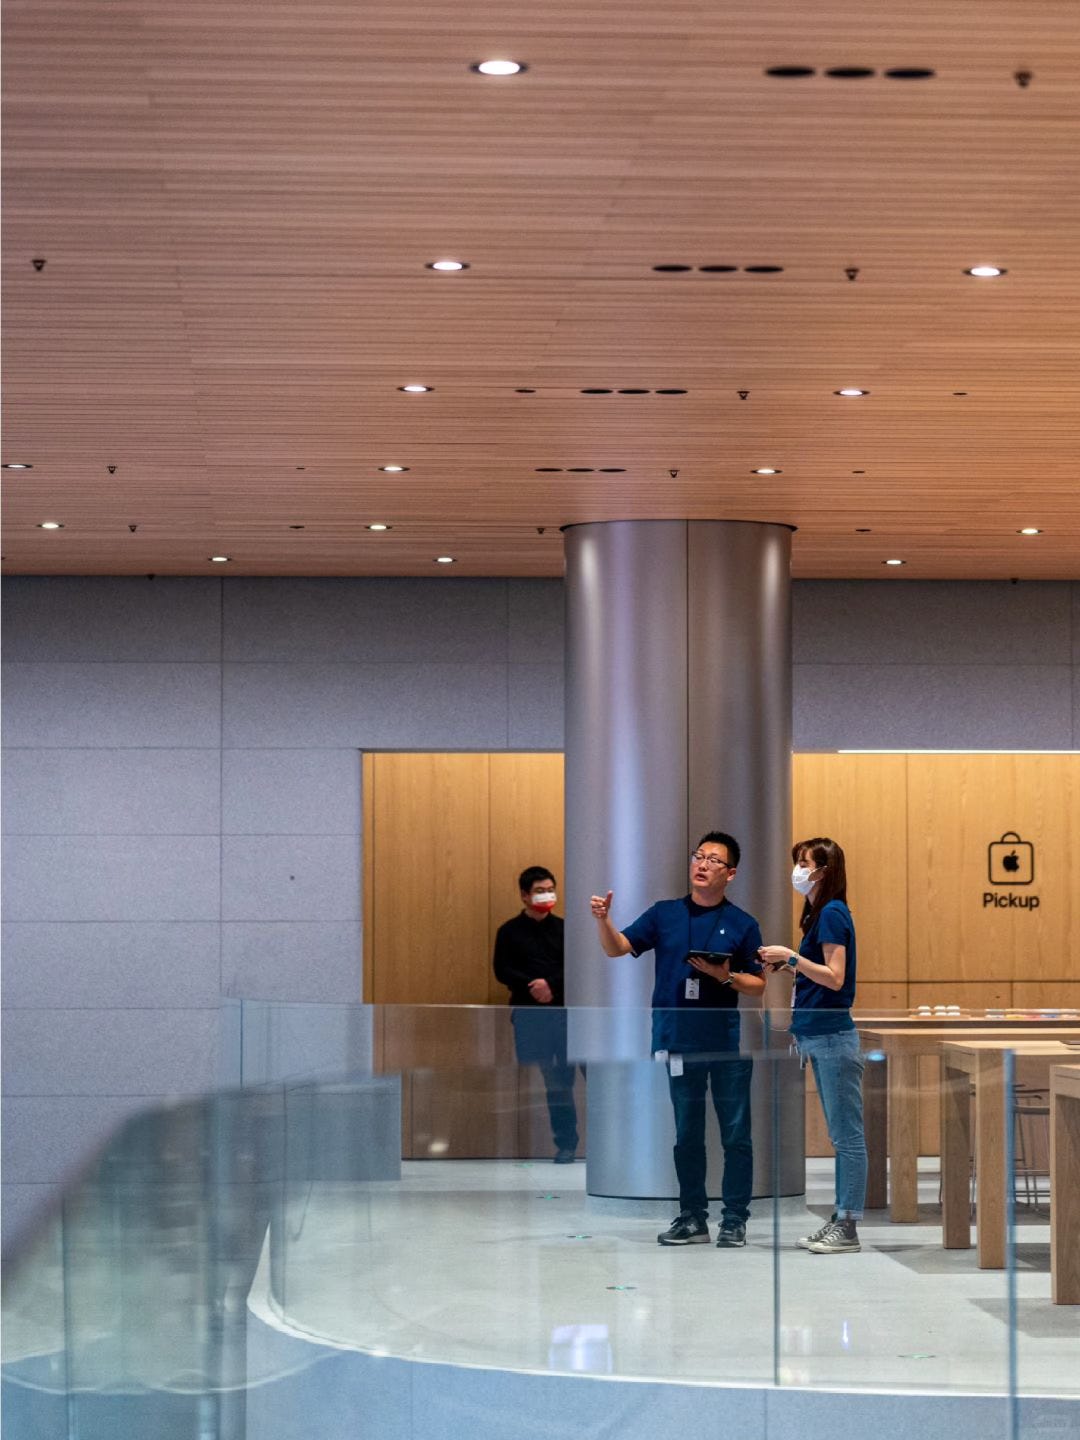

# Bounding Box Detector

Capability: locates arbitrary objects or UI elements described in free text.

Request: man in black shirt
[493,866,580,1163]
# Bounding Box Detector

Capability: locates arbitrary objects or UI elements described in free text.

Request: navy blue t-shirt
[622,896,763,1055]
[791,899,857,1038]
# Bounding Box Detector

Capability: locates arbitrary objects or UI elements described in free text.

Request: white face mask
[530,890,557,911]
[791,865,816,896]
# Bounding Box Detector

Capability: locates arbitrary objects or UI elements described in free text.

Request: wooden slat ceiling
[2,0,1079,578]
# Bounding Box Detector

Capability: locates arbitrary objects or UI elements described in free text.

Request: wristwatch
[786,954,798,970]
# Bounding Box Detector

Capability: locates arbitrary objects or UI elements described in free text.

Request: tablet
[687,949,738,969]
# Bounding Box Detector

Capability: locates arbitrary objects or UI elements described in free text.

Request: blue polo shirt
[622,895,763,1055]
[791,899,857,1038]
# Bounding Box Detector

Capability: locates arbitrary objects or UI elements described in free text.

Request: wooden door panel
[792,753,908,983]
[371,752,490,1005]
[907,755,1078,984]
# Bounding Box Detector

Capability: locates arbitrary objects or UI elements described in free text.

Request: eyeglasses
[690,852,731,870]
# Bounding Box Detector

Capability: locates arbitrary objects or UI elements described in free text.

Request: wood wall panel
[853,982,908,1012]
[410,1067,521,1160]
[370,752,490,1004]
[792,753,908,981]
[380,998,517,1158]
[1013,982,1080,1009]
[365,750,1080,1161]
[907,981,1013,1010]
[907,755,1079,985]
[368,752,569,1157]
[487,753,565,1005]
[362,752,376,1002]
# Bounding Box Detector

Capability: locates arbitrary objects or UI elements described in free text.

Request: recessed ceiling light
[367,523,392,532]
[472,60,525,76]
[835,388,869,397]
[209,555,231,563]
[883,558,905,566]
[435,555,455,564]
[426,260,469,272]
[965,266,1006,278]
[398,384,433,393]
[3,462,33,469]
[379,465,409,473]
[38,521,63,529]
[1018,527,1041,536]
[752,467,782,475]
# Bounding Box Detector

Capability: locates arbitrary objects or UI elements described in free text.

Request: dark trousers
[539,1060,580,1151]
[668,1055,754,1224]
[511,1007,579,1152]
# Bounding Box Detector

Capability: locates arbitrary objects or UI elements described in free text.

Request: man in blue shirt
[590,832,765,1248]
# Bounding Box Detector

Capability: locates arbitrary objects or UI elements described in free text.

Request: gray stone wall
[3,575,1078,1244]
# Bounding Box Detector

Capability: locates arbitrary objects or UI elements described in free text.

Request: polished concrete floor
[262,1158,1079,1395]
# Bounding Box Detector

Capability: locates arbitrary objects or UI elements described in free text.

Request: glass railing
[3,1005,1078,1440]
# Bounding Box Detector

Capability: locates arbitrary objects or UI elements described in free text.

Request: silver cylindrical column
[564,519,802,1198]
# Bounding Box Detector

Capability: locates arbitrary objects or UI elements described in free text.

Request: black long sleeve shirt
[492,912,565,1006]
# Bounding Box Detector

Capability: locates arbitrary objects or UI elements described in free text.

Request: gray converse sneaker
[806,1218,861,1254]
[796,1213,837,1250]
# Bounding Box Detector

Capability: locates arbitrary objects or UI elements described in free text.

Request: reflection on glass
[548,1323,613,1374]
[3,1001,1076,1440]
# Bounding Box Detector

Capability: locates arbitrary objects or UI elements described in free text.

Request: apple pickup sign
[984,831,1039,909]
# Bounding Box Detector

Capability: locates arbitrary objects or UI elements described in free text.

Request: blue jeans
[668,1056,754,1225]
[797,1029,867,1219]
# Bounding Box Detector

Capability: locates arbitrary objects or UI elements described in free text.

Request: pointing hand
[590,890,614,919]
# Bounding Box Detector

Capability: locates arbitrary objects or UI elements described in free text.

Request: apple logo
[1002,851,1021,873]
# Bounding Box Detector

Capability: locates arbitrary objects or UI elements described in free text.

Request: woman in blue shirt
[760,837,866,1255]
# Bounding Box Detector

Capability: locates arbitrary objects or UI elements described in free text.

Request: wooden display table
[856,1019,1080,1221]
[1050,1064,1080,1304]
[941,1040,1080,1269]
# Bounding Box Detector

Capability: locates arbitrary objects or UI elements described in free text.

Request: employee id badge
[685,977,700,1001]
[669,1055,684,1077]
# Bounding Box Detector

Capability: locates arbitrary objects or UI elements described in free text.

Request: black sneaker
[716,1221,747,1248]
[553,1148,577,1164]
[657,1214,710,1246]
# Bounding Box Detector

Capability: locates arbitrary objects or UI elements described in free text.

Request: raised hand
[590,890,614,919]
